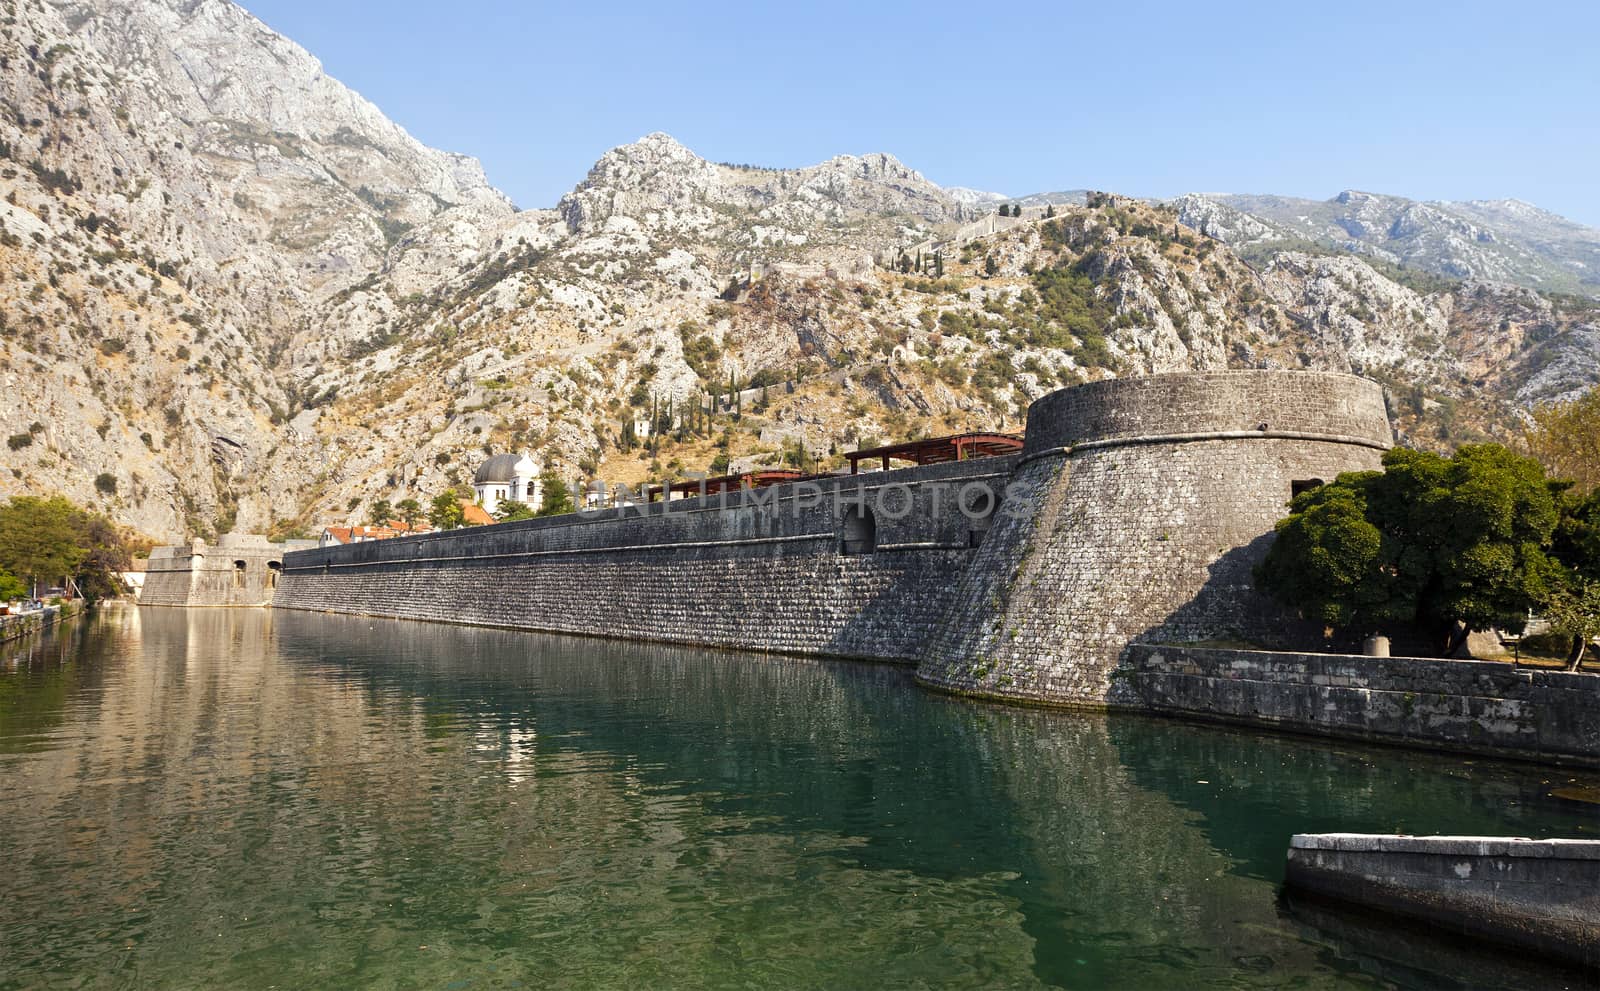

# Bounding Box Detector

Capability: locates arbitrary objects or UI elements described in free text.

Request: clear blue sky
[239,0,1600,226]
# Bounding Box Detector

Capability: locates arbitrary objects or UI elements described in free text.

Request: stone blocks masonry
[273,369,1393,708]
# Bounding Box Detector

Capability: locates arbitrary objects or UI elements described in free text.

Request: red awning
[845,432,1023,474]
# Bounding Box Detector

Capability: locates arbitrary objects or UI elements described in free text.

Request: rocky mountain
[1174,190,1600,294]
[1009,190,1092,209]
[0,0,1596,543]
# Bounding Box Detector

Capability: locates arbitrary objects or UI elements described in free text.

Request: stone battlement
[267,370,1393,707]
[140,535,285,607]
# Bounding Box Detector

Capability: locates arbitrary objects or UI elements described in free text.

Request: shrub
[7,433,32,450]
[94,472,117,495]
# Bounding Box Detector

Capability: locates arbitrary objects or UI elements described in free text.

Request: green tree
[536,472,574,517]
[1542,580,1600,670]
[368,499,394,526]
[984,254,999,277]
[0,495,87,594]
[1543,488,1600,667]
[395,498,424,528]
[495,500,536,522]
[0,569,28,601]
[427,493,465,531]
[1526,385,1600,494]
[75,513,131,602]
[0,495,129,601]
[1045,204,1056,219]
[1256,445,1562,654]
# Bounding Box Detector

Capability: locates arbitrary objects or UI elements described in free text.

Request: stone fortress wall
[272,369,1395,710]
[915,371,1395,706]
[274,456,1015,661]
[140,533,285,607]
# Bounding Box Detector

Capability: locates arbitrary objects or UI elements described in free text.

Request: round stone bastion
[913,369,1394,708]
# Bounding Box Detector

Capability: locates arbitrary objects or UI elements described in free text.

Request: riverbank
[1129,644,1600,769]
[0,601,81,644]
[1285,833,1600,973]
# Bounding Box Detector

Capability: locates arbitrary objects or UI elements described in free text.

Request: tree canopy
[0,495,132,601]
[396,498,424,527]
[368,499,394,526]
[0,570,27,601]
[494,500,535,522]
[1256,445,1562,653]
[536,472,574,518]
[1526,384,1600,494]
[427,493,466,531]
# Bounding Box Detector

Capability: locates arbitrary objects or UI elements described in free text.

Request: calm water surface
[1,607,1597,990]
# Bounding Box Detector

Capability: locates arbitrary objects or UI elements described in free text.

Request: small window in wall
[961,483,999,549]
[839,505,876,555]
[266,561,282,589]
[233,560,247,588]
[1291,478,1325,499]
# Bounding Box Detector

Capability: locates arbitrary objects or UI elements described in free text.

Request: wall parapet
[1130,644,1600,766]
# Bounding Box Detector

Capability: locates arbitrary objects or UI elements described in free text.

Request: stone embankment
[0,602,78,644]
[1129,645,1600,767]
[276,456,1012,660]
[1285,833,1600,972]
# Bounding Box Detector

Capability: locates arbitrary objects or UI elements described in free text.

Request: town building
[473,452,540,515]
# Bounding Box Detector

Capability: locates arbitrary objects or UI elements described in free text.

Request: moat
[2,609,1596,990]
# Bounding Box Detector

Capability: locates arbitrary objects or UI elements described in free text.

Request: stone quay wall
[0,602,76,643]
[140,534,285,607]
[1286,833,1600,972]
[275,457,1014,661]
[914,370,1393,707]
[1130,645,1600,766]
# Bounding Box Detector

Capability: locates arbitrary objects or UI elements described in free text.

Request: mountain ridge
[0,0,1595,545]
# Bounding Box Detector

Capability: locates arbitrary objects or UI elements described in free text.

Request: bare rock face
[559,133,972,244]
[0,0,1595,543]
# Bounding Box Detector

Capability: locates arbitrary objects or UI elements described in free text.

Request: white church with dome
[473,452,541,515]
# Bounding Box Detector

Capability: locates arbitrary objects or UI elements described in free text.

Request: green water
[1,609,1596,990]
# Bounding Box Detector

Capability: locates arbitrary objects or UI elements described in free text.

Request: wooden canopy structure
[845,432,1023,474]
[643,469,806,503]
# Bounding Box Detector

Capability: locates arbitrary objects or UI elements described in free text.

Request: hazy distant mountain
[944,187,1009,208]
[1009,190,1092,208]
[1175,190,1600,294]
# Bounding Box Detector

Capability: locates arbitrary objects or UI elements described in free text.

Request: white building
[473,452,540,515]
